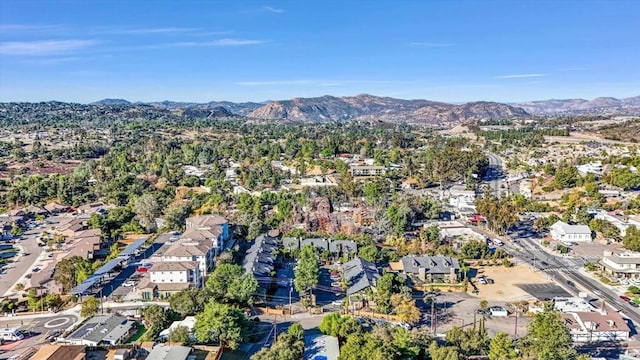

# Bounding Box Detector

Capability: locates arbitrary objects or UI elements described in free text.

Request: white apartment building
[602,251,640,279]
[162,239,213,276]
[149,261,201,286]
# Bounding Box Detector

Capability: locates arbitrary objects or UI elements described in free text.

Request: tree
[429,342,463,360]
[27,288,41,312]
[81,296,100,317]
[294,245,319,298]
[391,293,420,325]
[488,332,517,360]
[163,202,192,230]
[252,323,305,360]
[206,264,258,305]
[133,193,161,232]
[169,289,208,317]
[623,226,640,251]
[168,325,192,344]
[143,305,172,338]
[45,293,63,312]
[374,273,395,314]
[521,307,577,360]
[195,302,249,350]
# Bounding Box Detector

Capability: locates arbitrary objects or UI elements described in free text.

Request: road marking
[44,316,71,328]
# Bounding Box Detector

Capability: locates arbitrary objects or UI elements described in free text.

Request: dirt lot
[471,264,551,302]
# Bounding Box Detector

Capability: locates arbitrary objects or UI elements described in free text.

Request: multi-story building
[602,251,640,279]
[162,239,214,276]
[149,261,201,287]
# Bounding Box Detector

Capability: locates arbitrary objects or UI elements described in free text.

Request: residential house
[349,165,386,177]
[283,237,357,258]
[343,257,380,301]
[602,251,640,279]
[577,162,603,177]
[243,234,277,278]
[595,211,639,237]
[399,255,461,284]
[146,344,193,360]
[31,345,86,360]
[561,311,630,342]
[76,202,114,216]
[162,239,214,277]
[353,207,374,226]
[401,177,419,190]
[159,316,197,341]
[447,185,476,210]
[550,221,592,243]
[149,261,201,289]
[45,202,71,214]
[63,315,135,346]
[64,229,105,260]
[54,218,89,238]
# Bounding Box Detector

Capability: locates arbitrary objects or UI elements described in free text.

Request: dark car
[620,295,631,302]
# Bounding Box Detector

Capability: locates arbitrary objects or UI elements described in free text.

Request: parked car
[478,277,487,285]
[122,281,136,287]
[331,281,342,288]
[277,280,289,288]
[620,295,631,302]
[331,300,344,306]
[31,267,41,272]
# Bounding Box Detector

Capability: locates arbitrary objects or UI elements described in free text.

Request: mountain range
[85,93,640,124]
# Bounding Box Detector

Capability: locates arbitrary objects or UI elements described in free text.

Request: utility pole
[289,279,293,316]
[514,305,518,337]
[273,313,277,346]
[431,298,436,334]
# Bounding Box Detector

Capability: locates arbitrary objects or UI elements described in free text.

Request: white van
[0,328,24,341]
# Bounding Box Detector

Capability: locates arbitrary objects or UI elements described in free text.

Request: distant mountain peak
[91,98,131,105]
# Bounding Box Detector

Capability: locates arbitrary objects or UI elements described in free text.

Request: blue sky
[0,0,639,103]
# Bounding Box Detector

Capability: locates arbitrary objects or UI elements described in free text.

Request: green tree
[168,325,192,344]
[294,245,319,299]
[488,332,517,360]
[251,323,305,360]
[143,305,172,338]
[429,342,463,360]
[133,194,161,232]
[194,301,249,350]
[206,263,258,305]
[80,296,100,317]
[521,307,577,360]
[44,293,63,312]
[391,293,420,325]
[374,272,395,314]
[169,289,208,317]
[623,226,640,251]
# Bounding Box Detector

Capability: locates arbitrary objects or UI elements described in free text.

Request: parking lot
[471,264,552,302]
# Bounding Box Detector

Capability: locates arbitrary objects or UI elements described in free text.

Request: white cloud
[0,24,66,33]
[408,42,454,48]
[495,73,545,79]
[0,40,98,56]
[174,38,269,47]
[263,6,284,13]
[99,26,198,35]
[23,57,81,65]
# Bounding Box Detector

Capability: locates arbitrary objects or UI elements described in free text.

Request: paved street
[0,313,79,359]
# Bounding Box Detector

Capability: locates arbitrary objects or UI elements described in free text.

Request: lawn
[125,323,147,343]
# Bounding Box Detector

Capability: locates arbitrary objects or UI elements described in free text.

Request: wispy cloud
[495,73,545,79]
[22,57,81,65]
[96,26,198,35]
[173,38,269,47]
[0,39,98,56]
[263,6,284,13]
[408,42,454,48]
[0,24,66,33]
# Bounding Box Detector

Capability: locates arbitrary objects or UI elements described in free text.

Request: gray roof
[343,257,380,296]
[283,237,299,250]
[401,255,460,275]
[243,234,278,277]
[551,221,592,235]
[329,240,357,254]
[146,345,192,360]
[65,314,134,345]
[300,238,329,251]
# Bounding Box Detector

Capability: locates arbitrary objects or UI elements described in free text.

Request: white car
[122,281,136,287]
[331,300,344,306]
[478,277,487,285]
[593,290,603,296]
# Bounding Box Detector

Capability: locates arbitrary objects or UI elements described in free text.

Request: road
[484,152,505,196]
[0,313,79,359]
[480,152,640,327]
[1,228,45,297]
